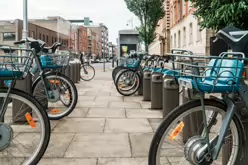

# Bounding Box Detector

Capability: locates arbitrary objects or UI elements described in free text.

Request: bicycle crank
[0,123,13,151]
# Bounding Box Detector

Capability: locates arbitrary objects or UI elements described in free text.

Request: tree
[187,0,248,30]
[125,0,165,52]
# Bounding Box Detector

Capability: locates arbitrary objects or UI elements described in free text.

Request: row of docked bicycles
[113,26,248,165]
[0,37,94,165]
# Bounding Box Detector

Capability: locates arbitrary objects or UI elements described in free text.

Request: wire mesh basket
[40,54,71,69]
[0,46,34,80]
[165,51,248,93]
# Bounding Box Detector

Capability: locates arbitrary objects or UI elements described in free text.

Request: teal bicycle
[0,44,50,165]
[149,26,248,165]
[4,39,78,120]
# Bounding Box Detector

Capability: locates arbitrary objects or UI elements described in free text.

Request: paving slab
[43,133,75,158]
[105,119,153,133]
[86,108,126,118]
[140,102,151,109]
[95,96,123,102]
[98,158,148,165]
[53,118,105,133]
[126,109,162,118]
[148,118,163,132]
[39,158,97,165]
[123,96,143,102]
[109,102,141,109]
[67,108,89,118]
[77,101,109,108]
[78,91,86,96]
[85,91,111,96]
[50,120,60,130]
[129,133,154,157]
[78,96,96,101]
[65,133,131,158]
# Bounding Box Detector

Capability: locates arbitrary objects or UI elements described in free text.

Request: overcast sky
[0,0,140,44]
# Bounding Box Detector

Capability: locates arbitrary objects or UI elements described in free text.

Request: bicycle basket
[167,52,247,93]
[0,46,33,79]
[40,54,71,69]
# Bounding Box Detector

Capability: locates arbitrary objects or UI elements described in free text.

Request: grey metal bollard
[151,73,163,109]
[138,74,143,95]
[65,65,71,80]
[143,71,152,101]
[12,74,33,122]
[180,87,203,143]
[73,64,77,83]
[163,78,179,118]
[70,64,74,82]
[77,63,80,82]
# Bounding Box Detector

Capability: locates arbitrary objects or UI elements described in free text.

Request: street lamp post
[23,0,28,39]
[102,29,106,72]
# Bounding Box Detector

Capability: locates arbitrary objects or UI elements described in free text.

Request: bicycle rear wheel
[80,64,95,81]
[112,66,125,81]
[0,88,50,165]
[149,99,242,165]
[33,73,78,120]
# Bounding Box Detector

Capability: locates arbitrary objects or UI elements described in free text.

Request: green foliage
[125,0,165,52]
[187,0,248,30]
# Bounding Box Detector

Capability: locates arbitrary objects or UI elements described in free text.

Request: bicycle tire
[0,88,50,165]
[32,73,78,120]
[115,69,141,96]
[112,66,125,81]
[149,99,243,165]
[80,64,95,81]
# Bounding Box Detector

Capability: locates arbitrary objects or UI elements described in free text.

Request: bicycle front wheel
[80,64,95,81]
[149,99,242,165]
[0,88,50,165]
[115,70,141,96]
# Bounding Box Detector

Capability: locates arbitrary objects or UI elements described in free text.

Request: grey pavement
[38,66,164,165]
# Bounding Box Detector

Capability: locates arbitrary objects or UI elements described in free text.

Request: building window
[39,33,41,39]
[182,0,186,16]
[189,23,193,44]
[52,36,54,43]
[3,32,16,41]
[174,5,176,25]
[197,20,202,41]
[178,30,181,48]
[178,0,181,21]
[31,31,35,38]
[174,33,176,48]
[43,34,45,41]
[171,36,173,48]
[46,35,49,42]
[183,27,186,46]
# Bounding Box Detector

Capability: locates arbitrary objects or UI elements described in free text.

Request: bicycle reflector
[50,109,61,114]
[25,113,36,128]
[170,121,184,140]
[50,80,61,85]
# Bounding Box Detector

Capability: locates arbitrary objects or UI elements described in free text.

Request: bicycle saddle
[0,45,15,53]
[215,26,248,56]
[42,42,62,54]
[14,37,44,53]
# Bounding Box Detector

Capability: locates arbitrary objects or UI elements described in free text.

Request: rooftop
[119,29,139,35]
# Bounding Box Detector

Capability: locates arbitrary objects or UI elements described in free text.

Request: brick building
[0,19,69,49]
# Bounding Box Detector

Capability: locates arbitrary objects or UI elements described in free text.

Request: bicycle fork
[197,94,237,163]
